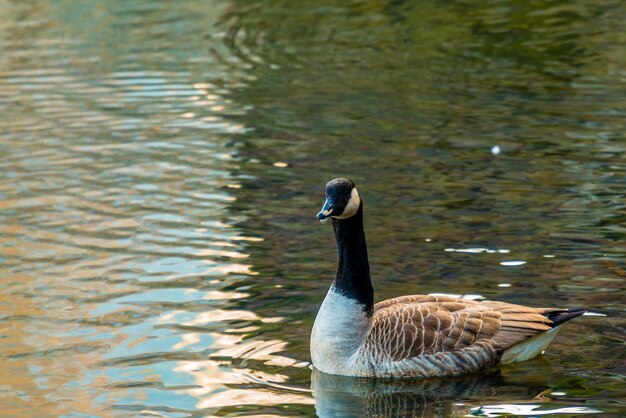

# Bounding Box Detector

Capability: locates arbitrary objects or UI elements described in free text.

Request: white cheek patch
[334,188,360,219]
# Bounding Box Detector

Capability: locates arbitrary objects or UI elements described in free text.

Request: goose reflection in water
[310,358,600,418]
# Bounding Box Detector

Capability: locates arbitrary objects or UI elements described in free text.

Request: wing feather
[369,295,556,365]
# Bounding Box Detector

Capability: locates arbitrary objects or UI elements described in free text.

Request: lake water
[0,0,624,416]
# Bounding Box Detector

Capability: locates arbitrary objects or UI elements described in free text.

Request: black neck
[331,204,374,314]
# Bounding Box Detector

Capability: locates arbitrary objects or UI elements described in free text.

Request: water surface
[0,0,624,416]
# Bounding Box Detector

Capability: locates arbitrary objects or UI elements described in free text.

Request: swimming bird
[311,178,585,378]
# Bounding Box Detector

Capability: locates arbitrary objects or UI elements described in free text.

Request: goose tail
[500,307,586,365]
[545,307,587,328]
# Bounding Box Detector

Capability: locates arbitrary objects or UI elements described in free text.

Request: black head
[317,178,361,222]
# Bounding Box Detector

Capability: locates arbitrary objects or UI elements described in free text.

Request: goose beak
[317,198,334,223]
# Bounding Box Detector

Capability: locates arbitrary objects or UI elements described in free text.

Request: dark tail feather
[545,307,586,328]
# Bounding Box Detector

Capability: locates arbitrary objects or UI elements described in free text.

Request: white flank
[501,326,561,364]
[310,286,371,375]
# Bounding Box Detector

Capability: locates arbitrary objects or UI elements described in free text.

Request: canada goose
[311,178,585,378]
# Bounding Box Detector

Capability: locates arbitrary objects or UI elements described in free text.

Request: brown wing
[370,295,554,362]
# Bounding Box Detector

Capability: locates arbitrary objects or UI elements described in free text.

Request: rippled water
[0,0,624,416]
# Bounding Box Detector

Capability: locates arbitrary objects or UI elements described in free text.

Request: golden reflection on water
[154,290,313,412]
[176,361,314,410]
[0,1,270,412]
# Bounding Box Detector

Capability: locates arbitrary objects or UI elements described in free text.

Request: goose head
[317,178,361,223]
